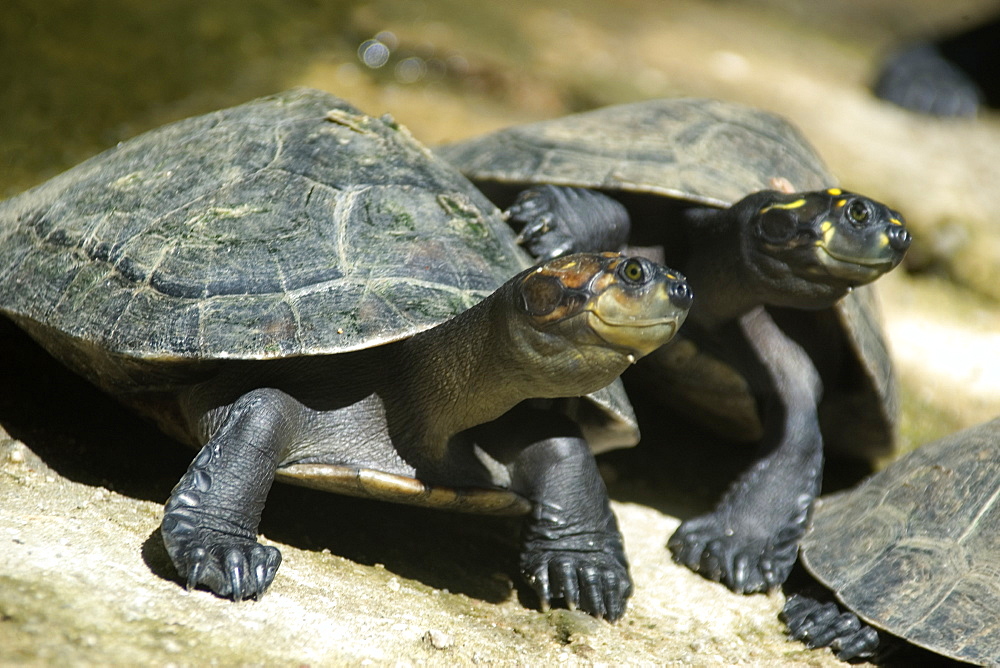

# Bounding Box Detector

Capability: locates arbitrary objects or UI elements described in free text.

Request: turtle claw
[782,594,881,661]
[668,512,802,593]
[183,545,209,591]
[162,517,282,600]
[225,548,249,601]
[521,549,631,622]
[506,185,631,260]
[512,208,575,260]
[555,558,581,611]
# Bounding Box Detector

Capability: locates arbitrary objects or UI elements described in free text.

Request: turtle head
[512,252,691,394]
[738,188,911,307]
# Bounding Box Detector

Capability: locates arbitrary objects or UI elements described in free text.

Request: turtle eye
[619,258,646,284]
[846,199,869,225]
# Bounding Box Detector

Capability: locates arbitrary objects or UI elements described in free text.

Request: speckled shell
[800,417,1000,664]
[439,99,897,456]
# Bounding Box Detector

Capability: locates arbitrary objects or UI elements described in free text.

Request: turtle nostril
[669,280,694,310]
[887,225,912,252]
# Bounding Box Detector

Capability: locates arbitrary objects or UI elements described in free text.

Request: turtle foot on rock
[667,510,803,594]
[520,542,632,622]
[162,516,282,601]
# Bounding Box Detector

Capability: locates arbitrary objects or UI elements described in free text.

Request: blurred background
[3,0,999,452]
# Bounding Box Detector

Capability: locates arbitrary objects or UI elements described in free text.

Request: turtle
[0,88,694,621]
[437,98,912,594]
[782,416,1000,665]
[872,14,1000,118]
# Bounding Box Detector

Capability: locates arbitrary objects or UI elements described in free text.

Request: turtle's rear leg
[161,388,295,600]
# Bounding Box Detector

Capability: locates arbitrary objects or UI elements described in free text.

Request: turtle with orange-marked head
[0,89,693,621]
[438,98,912,594]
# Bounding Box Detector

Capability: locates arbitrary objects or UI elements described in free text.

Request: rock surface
[0,430,836,666]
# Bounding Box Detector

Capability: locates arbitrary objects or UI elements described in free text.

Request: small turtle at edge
[0,89,693,620]
[438,98,912,593]
[783,416,1000,665]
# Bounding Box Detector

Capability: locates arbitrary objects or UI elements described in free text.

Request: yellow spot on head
[827,188,842,196]
[666,273,676,280]
[836,199,847,208]
[821,221,837,245]
[760,198,806,213]
[890,218,902,226]
[879,233,890,248]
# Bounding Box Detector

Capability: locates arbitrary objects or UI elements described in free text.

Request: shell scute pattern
[802,419,1000,663]
[0,89,527,362]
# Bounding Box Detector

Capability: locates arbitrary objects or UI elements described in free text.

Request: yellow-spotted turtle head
[738,188,911,307]
[510,252,691,396]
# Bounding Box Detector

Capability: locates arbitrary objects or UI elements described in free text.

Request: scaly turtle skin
[783,417,1000,664]
[438,98,912,593]
[0,89,692,620]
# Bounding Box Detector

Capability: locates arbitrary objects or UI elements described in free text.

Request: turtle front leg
[668,307,824,593]
[161,388,297,600]
[506,426,631,621]
[506,185,631,259]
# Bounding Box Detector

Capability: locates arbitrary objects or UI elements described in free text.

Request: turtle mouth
[815,245,897,282]
[586,311,682,359]
[590,310,683,329]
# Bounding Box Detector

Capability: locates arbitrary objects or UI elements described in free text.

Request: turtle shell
[0,88,639,465]
[0,88,525,363]
[799,417,1000,664]
[435,98,831,207]
[277,463,532,516]
[438,98,897,457]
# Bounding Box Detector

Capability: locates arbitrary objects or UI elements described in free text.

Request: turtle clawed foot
[510,206,575,261]
[184,540,281,601]
[507,184,631,259]
[507,185,588,260]
[667,513,802,593]
[162,514,281,600]
[782,594,881,661]
[521,551,632,622]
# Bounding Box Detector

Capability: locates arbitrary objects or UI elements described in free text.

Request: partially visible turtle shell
[436,98,831,207]
[439,98,897,457]
[816,283,898,458]
[800,417,1000,664]
[278,463,533,515]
